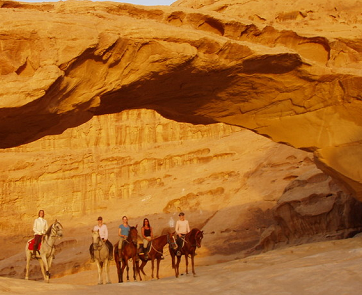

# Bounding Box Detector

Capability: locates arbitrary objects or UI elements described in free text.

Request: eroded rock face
[0,0,361,200]
[2,109,357,278]
[252,170,362,253]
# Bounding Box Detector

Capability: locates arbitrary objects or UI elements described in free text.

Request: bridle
[195,230,203,248]
[167,233,177,250]
[44,222,63,248]
[190,230,203,248]
[92,231,104,251]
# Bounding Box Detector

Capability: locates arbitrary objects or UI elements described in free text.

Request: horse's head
[91,229,102,250]
[194,229,204,248]
[128,226,138,244]
[167,232,178,250]
[47,220,63,238]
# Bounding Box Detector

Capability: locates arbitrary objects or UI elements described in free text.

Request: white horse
[25,220,63,282]
[91,229,111,285]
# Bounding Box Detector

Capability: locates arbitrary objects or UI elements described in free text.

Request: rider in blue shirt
[118,216,130,251]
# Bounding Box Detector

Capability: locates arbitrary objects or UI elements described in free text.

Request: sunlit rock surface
[0,0,361,199]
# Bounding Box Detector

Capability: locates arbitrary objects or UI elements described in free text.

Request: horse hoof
[106,282,112,284]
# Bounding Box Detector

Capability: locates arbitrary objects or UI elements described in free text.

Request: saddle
[27,238,41,251]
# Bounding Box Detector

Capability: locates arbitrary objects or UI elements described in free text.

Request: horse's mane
[188,228,199,236]
[44,224,53,237]
[44,221,62,237]
[127,226,137,237]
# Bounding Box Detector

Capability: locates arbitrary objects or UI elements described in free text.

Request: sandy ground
[2,235,362,295]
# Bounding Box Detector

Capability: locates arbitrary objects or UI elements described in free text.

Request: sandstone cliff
[0,0,361,200]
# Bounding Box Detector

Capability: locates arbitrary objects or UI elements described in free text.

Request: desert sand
[1,235,362,295]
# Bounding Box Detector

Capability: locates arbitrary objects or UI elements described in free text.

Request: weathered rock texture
[2,109,361,280]
[0,0,361,201]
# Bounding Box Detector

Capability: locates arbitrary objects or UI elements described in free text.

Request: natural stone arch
[0,0,361,201]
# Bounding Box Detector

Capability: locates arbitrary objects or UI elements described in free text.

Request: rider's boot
[90,245,95,262]
[32,248,37,259]
[143,247,148,260]
[138,244,144,255]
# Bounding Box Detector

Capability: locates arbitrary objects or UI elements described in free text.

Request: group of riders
[31,209,191,261]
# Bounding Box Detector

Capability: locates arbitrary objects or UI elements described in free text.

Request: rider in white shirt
[32,210,48,258]
[90,216,113,261]
[175,212,190,256]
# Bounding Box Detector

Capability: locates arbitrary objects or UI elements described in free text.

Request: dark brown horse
[169,228,204,278]
[139,232,177,279]
[114,226,142,283]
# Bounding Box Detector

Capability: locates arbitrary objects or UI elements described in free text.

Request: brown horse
[114,226,142,283]
[169,228,204,278]
[139,232,177,279]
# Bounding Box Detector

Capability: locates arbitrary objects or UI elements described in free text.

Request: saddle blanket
[27,239,41,251]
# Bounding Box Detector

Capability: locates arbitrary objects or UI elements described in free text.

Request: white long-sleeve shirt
[93,224,109,240]
[33,217,48,235]
[175,219,190,235]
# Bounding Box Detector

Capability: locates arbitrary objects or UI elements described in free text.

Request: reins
[43,222,62,248]
[183,230,202,248]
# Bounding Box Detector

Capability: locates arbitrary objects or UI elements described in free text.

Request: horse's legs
[191,254,196,276]
[175,255,181,278]
[38,257,47,282]
[25,251,30,280]
[151,258,155,279]
[132,259,136,281]
[126,264,130,281]
[185,253,189,275]
[47,254,54,278]
[114,248,122,283]
[136,259,142,281]
[105,259,111,284]
[40,254,50,282]
[95,261,103,285]
[156,258,161,280]
[139,260,147,277]
[120,260,125,283]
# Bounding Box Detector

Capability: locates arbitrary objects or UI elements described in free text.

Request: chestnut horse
[139,232,177,279]
[169,228,204,278]
[114,226,142,283]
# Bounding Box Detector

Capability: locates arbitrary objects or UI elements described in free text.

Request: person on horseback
[32,209,48,258]
[90,216,113,261]
[118,216,131,252]
[175,212,190,256]
[118,216,143,259]
[141,218,154,260]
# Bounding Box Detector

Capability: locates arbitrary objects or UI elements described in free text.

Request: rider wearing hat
[90,216,113,261]
[175,212,190,256]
